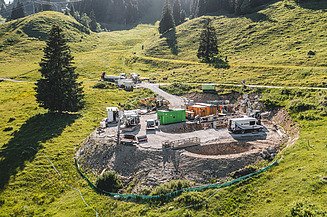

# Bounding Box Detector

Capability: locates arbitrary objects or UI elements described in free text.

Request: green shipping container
[157,109,186,125]
[202,83,216,91]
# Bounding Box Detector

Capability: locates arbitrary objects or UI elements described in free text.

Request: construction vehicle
[146,119,157,131]
[131,73,141,84]
[228,117,263,134]
[122,110,140,129]
[117,79,135,91]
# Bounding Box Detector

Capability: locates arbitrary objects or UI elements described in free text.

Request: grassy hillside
[0,6,327,217]
[143,0,327,87]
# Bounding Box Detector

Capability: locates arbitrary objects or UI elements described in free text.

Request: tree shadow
[0,112,79,190]
[297,0,327,10]
[244,12,276,22]
[162,29,179,55]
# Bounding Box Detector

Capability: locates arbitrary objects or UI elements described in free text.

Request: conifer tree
[35,25,84,113]
[180,9,186,23]
[89,10,100,32]
[197,20,218,63]
[196,0,207,17]
[159,0,175,34]
[172,0,182,25]
[10,0,25,20]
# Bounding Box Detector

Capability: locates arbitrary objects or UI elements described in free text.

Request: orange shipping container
[187,103,218,117]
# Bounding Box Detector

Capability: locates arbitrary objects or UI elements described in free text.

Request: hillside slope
[0,7,326,217]
[145,1,327,66]
[142,0,327,87]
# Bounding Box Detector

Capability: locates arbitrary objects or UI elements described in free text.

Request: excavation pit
[76,109,296,193]
[186,142,252,156]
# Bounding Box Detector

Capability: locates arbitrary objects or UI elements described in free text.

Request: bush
[151,180,191,195]
[95,171,122,193]
[160,83,193,96]
[290,202,326,217]
[93,82,115,89]
[261,98,280,110]
[288,99,315,113]
[176,192,207,210]
[210,56,230,69]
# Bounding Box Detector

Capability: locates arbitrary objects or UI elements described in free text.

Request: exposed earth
[76,108,294,193]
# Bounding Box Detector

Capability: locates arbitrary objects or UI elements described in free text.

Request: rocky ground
[76,109,294,193]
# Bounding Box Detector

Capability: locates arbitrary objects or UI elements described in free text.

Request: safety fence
[75,158,279,202]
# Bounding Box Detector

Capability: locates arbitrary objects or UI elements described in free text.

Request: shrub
[176,192,207,210]
[160,83,193,96]
[151,180,191,195]
[290,202,326,217]
[95,171,122,193]
[288,100,315,113]
[260,98,280,110]
[210,56,230,69]
[93,82,115,89]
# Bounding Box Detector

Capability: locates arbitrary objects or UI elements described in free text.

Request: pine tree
[197,20,218,63]
[0,4,7,18]
[196,0,207,17]
[159,0,175,34]
[89,10,100,32]
[180,9,186,23]
[35,25,85,113]
[172,0,182,25]
[10,0,25,20]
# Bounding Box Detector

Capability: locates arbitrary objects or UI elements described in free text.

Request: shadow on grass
[297,0,327,10]
[0,112,79,190]
[162,29,179,55]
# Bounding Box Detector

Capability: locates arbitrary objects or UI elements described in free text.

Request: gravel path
[138,82,185,108]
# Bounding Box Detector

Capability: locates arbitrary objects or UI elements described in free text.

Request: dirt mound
[184,91,241,103]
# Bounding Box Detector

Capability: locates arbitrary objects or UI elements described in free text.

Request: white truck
[228,117,263,134]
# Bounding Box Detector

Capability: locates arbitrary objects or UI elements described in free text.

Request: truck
[228,117,263,134]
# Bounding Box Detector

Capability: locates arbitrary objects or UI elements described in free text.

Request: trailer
[228,117,263,134]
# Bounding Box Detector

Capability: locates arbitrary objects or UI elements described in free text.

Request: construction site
[76,79,294,193]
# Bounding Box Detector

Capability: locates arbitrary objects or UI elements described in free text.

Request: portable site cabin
[228,117,263,133]
[187,103,218,118]
[157,109,186,125]
[202,83,216,92]
[107,107,120,123]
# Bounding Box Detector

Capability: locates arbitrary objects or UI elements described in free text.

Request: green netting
[75,158,279,201]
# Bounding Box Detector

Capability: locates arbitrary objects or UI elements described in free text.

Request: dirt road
[138,83,185,108]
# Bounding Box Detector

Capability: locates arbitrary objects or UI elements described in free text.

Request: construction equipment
[157,109,186,125]
[187,103,218,118]
[117,79,135,91]
[122,110,140,128]
[228,117,263,134]
[131,73,141,84]
[106,107,121,125]
[146,119,157,131]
